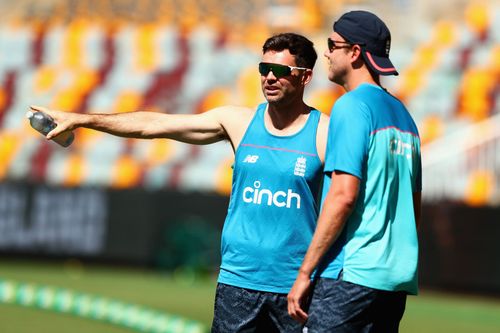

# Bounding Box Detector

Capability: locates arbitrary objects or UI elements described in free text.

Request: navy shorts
[305,277,407,333]
[211,283,303,333]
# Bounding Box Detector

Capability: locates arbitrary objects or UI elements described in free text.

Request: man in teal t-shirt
[288,10,422,332]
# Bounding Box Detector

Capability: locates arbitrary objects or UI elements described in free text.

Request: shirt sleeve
[324,95,371,179]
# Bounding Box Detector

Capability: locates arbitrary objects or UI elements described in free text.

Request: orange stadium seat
[61,153,86,186]
[464,1,490,40]
[112,153,143,188]
[0,131,21,180]
[465,169,495,206]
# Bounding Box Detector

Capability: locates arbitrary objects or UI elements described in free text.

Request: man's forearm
[299,172,360,277]
[299,196,351,277]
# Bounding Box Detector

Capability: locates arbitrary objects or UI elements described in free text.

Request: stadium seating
[0,0,497,203]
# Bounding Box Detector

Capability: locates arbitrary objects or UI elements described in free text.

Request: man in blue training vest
[288,11,422,333]
[32,33,329,332]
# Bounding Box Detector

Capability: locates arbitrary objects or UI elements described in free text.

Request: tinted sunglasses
[259,62,308,78]
[327,38,364,52]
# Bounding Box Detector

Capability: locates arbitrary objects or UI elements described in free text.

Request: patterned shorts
[211,283,303,333]
[304,277,407,333]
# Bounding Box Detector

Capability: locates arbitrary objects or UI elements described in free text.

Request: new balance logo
[242,181,301,209]
[243,155,259,163]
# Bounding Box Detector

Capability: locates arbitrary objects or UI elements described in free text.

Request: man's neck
[266,100,310,133]
[344,68,379,92]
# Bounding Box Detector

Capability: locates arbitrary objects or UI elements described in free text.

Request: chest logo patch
[294,156,307,176]
[243,155,259,163]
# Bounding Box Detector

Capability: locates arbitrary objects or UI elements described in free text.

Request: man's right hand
[30,105,79,140]
[287,271,311,324]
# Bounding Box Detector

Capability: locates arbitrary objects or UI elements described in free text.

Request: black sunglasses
[327,38,365,52]
[259,62,308,78]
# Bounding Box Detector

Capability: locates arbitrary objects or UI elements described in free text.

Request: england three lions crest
[294,156,307,177]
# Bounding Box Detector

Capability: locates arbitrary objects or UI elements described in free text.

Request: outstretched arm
[287,171,360,323]
[31,105,248,145]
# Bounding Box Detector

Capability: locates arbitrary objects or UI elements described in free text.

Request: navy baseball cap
[333,10,398,76]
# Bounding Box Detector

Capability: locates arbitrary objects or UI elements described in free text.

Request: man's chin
[265,95,283,104]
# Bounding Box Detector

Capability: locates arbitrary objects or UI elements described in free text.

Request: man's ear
[350,45,365,69]
[351,45,363,62]
[301,69,313,85]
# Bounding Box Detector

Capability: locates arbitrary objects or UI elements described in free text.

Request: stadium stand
[0,0,498,204]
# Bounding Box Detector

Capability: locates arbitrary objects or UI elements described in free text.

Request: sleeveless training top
[218,102,323,293]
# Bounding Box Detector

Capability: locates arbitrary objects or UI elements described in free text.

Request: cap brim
[362,50,399,76]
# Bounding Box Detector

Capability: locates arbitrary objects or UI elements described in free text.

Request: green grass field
[0,259,499,333]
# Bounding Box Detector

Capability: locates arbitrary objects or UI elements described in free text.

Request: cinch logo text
[389,139,415,159]
[242,181,301,209]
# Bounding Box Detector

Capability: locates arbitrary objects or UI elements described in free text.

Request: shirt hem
[217,277,292,294]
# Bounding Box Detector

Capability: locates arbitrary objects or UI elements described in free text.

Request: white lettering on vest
[242,181,301,209]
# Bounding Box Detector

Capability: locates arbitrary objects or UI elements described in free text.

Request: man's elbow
[336,192,358,212]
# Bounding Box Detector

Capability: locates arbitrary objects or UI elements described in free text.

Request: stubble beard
[329,65,346,86]
[264,88,286,105]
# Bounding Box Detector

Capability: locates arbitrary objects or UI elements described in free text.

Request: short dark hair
[262,33,317,70]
